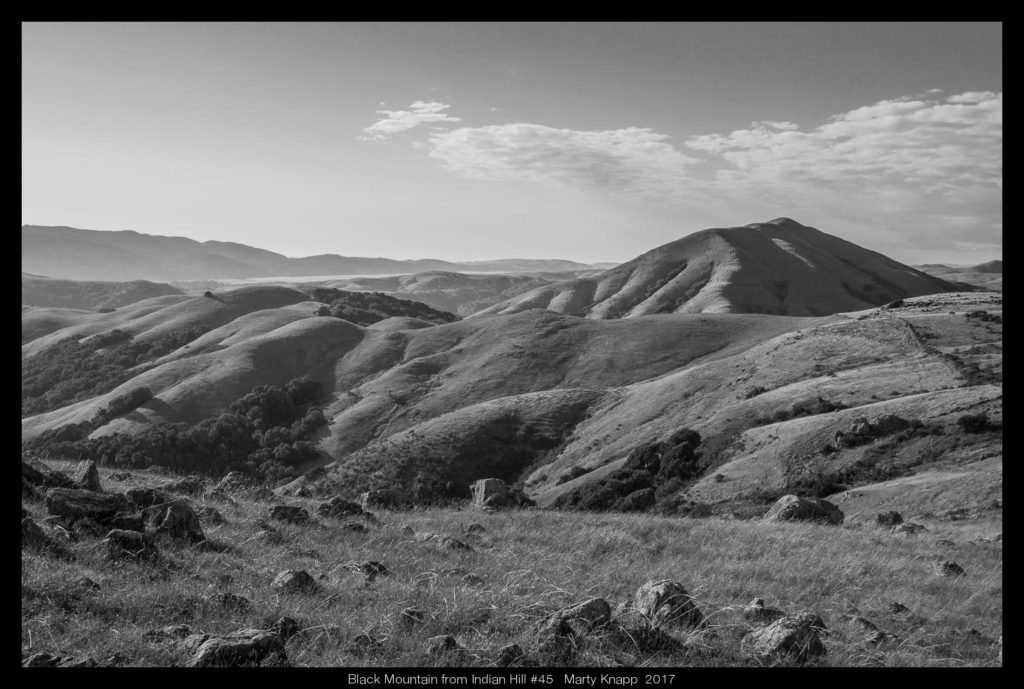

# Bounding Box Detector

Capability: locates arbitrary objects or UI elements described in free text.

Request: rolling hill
[22,273,184,310]
[475,218,961,318]
[22,225,606,282]
[915,261,1002,292]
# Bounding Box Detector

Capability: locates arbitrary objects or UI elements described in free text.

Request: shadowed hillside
[477,218,960,318]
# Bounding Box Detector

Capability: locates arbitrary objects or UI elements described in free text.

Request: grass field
[22,460,1002,667]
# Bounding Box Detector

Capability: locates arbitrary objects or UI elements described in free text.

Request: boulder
[496,643,526,667]
[548,597,612,634]
[466,523,487,534]
[268,505,311,524]
[763,495,844,525]
[271,569,317,594]
[103,529,160,563]
[266,616,301,641]
[162,476,205,495]
[891,522,927,537]
[213,471,258,494]
[315,496,365,519]
[535,617,578,665]
[72,460,102,492]
[414,532,474,552]
[22,460,76,491]
[740,612,827,663]
[469,478,536,510]
[22,518,61,553]
[425,634,461,657]
[190,630,286,667]
[361,488,405,510]
[195,505,225,525]
[634,580,704,629]
[876,511,904,527]
[144,500,205,544]
[45,488,129,523]
[934,560,966,577]
[870,414,911,435]
[742,598,787,626]
[340,560,389,582]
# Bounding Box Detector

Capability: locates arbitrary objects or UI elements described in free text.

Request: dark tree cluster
[25,377,328,483]
[22,326,210,417]
[556,429,705,513]
[307,287,458,326]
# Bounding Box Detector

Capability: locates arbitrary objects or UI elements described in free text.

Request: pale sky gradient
[22,22,1002,265]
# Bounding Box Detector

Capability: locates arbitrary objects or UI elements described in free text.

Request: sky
[22,22,1002,265]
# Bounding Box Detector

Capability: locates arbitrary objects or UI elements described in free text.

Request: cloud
[359,101,461,140]
[428,124,702,203]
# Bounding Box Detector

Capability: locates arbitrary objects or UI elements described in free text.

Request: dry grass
[21,462,1001,667]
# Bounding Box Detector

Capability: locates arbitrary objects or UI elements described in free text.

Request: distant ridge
[21,225,609,281]
[475,218,963,318]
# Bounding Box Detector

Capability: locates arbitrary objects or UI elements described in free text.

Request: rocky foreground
[22,459,1001,668]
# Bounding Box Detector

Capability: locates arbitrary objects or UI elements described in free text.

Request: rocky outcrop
[834,414,912,449]
[742,598,787,626]
[190,630,287,667]
[72,460,101,492]
[268,505,311,524]
[470,478,536,510]
[740,612,827,663]
[271,569,317,594]
[633,579,704,628]
[763,495,844,525]
[934,560,966,577]
[45,488,129,523]
[144,500,205,544]
[876,511,903,527]
[414,532,474,551]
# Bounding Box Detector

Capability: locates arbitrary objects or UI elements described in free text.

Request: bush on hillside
[957,412,991,434]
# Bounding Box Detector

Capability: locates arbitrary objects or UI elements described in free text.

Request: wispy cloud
[428,124,702,203]
[359,101,461,140]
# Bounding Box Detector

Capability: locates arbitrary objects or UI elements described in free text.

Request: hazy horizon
[23,22,1002,266]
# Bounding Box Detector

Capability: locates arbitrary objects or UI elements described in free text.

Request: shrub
[957,412,990,434]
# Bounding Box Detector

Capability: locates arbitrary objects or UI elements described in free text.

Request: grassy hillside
[21,460,1001,667]
[914,263,1002,292]
[22,273,184,310]
[477,218,960,319]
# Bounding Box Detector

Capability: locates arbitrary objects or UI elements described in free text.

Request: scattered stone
[341,560,390,582]
[103,529,161,563]
[400,608,426,627]
[45,488,129,523]
[548,597,612,634]
[742,598,787,626]
[891,522,928,537]
[190,629,287,667]
[72,460,102,492]
[888,601,910,614]
[207,592,251,612]
[740,612,827,664]
[426,634,461,657]
[414,532,475,552]
[634,579,704,628]
[876,511,903,527]
[267,616,301,641]
[195,505,225,525]
[145,499,205,544]
[272,569,318,594]
[144,624,193,642]
[466,523,487,534]
[763,495,844,525]
[935,560,966,577]
[269,505,311,524]
[496,643,526,667]
[315,496,365,520]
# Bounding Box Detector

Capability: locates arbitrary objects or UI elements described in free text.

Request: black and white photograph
[21,21,1002,670]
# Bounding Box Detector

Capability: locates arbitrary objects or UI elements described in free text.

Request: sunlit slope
[476,218,959,319]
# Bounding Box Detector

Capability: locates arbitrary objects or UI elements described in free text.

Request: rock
[207,592,251,611]
[740,612,827,663]
[341,521,367,533]
[496,643,526,667]
[414,532,475,552]
[23,460,76,491]
[72,460,102,492]
[76,577,101,591]
[870,414,911,435]
[190,630,286,667]
[935,560,966,577]
[272,569,317,594]
[888,601,910,614]
[207,489,239,506]
[182,633,211,654]
[347,633,381,657]
[469,477,536,510]
[71,517,108,538]
[425,634,461,657]
[107,471,132,481]
[400,608,426,627]
[536,617,578,665]
[269,505,311,524]
[742,598,787,626]
[876,511,903,527]
[466,523,487,534]
[341,560,390,582]
[124,487,175,510]
[937,539,956,547]
[401,525,416,536]
[549,597,612,634]
[213,472,258,494]
[634,580,704,629]
[891,522,927,537]
[315,497,365,520]
[462,573,485,587]
[45,488,129,523]
[103,529,160,563]
[144,624,192,642]
[162,476,205,495]
[361,488,406,510]
[195,506,225,525]
[763,495,844,525]
[22,518,60,552]
[267,616,301,641]
[145,499,205,544]
[601,624,687,656]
